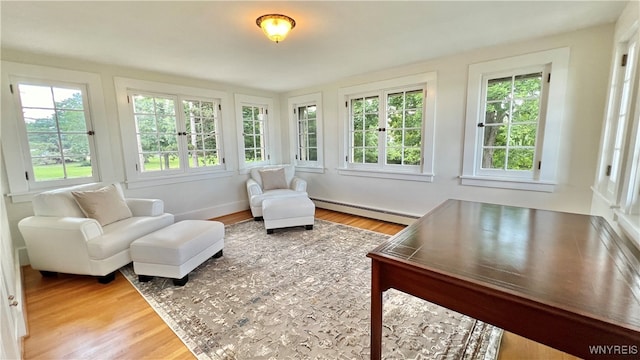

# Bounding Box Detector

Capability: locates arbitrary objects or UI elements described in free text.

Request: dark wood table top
[369,199,640,345]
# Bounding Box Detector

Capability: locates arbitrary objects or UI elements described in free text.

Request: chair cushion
[72,184,133,226]
[250,165,295,188]
[259,167,288,190]
[86,213,175,260]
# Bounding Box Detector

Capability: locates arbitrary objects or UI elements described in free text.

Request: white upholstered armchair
[246,164,308,219]
[18,182,174,283]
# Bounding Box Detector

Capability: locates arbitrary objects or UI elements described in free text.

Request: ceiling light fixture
[256,14,296,43]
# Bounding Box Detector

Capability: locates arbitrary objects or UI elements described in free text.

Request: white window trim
[337,72,437,182]
[288,92,324,173]
[2,62,115,201]
[235,94,274,173]
[461,47,570,192]
[114,77,233,189]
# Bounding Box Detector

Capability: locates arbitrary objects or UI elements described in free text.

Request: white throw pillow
[72,184,133,226]
[259,167,288,190]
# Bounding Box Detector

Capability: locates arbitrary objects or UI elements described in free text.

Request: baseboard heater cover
[310,197,420,220]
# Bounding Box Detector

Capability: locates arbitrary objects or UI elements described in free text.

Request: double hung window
[338,73,436,181]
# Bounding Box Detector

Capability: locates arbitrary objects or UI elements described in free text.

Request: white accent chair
[18,182,174,283]
[246,164,308,219]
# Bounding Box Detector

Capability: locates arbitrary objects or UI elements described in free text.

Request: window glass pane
[28,133,59,157]
[482,148,506,169]
[308,148,318,161]
[365,97,379,113]
[53,88,83,110]
[404,148,421,165]
[512,99,540,122]
[507,149,535,170]
[486,77,512,102]
[32,162,64,181]
[365,148,378,163]
[514,73,542,98]
[352,148,364,163]
[387,147,401,164]
[57,110,87,131]
[483,125,507,147]
[19,84,54,108]
[509,124,537,147]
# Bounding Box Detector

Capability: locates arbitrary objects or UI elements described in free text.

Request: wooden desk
[367,200,640,359]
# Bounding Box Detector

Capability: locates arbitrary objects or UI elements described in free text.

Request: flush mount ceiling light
[256,14,296,43]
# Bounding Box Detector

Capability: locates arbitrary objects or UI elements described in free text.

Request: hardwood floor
[21,209,577,359]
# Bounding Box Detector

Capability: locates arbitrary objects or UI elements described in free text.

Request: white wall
[0,23,617,254]
[0,50,281,252]
[280,24,614,220]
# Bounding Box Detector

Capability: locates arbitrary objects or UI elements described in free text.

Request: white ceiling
[0,1,629,93]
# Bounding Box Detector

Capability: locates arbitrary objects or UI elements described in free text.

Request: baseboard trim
[311,197,419,225]
[174,200,249,222]
[17,246,29,266]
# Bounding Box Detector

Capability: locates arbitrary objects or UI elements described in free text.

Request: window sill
[125,170,235,189]
[460,175,556,192]
[615,211,640,250]
[337,168,434,182]
[295,166,325,174]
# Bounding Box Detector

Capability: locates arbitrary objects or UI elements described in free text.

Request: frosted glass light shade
[256,14,296,43]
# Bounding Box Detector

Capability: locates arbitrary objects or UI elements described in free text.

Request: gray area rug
[121,219,503,359]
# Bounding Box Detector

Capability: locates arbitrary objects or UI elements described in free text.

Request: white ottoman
[130,220,224,286]
[262,196,315,234]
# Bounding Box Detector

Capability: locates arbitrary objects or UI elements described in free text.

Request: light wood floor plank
[22,208,577,359]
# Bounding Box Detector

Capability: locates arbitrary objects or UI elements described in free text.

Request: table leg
[371,260,382,360]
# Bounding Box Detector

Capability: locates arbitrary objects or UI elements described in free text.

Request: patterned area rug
[121,219,503,359]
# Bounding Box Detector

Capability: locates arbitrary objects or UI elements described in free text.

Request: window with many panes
[235,94,272,169]
[462,48,569,192]
[597,34,638,202]
[296,104,318,162]
[595,28,640,245]
[289,92,323,171]
[129,93,222,174]
[13,81,98,185]
[3,63,113,198]
[338,73,436,181]
[242,104,267,164]
[114,77,227,186]
[478,70,546,176]
[128,92,224,176]
[348,88,423,168]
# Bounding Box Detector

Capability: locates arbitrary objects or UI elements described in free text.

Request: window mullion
[379,92,385,168]
[176,97,188,172]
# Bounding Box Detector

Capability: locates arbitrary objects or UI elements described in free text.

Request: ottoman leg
[173,275,189,286]
[138,275,153,282]
[213,249,223,258]
[266,228,274,234]
[98,272,116,284]
[305,225,313,230]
